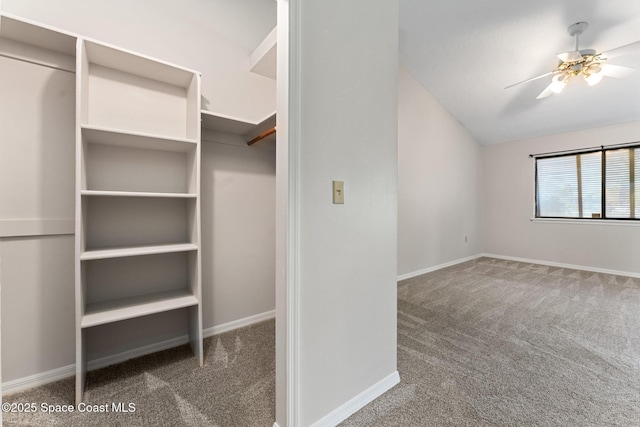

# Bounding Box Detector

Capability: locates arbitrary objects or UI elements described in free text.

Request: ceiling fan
[506,22,640,99]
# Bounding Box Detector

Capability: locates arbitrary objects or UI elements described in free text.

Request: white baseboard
[397,254,482,281]
[310,371,400,427]
[481,253,640,279]
[397,253,640,281]
[89,336,190,372]
[2,310,276,396]
[2,364,76,396]
[203,309,275,338]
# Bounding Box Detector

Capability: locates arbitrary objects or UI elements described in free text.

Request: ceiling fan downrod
[568,21,589,51]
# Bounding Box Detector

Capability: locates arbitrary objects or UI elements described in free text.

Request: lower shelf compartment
[82,289,198,328]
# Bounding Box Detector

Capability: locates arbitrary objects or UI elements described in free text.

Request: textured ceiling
[399,0,640,144]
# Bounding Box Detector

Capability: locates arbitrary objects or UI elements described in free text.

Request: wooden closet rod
[247,127,276,146]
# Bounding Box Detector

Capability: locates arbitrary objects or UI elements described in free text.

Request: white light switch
[333,181,344,204]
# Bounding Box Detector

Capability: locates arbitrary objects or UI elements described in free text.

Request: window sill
[530,218,640,227]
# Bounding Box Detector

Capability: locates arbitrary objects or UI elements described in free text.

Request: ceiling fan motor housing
[568,21,589,37]
[578,49,596,56]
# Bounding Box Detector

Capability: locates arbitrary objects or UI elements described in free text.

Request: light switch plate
[333,181,344,204]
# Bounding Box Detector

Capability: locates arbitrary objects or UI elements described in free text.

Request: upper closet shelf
[201,110,276,145]
[83,39,197,87]
[249,26,276,80]
[80,40,200,140]
[0,14,77,72]
[0,14,76,55]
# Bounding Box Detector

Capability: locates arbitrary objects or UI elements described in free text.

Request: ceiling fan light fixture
[585,70,604,86]
[550,74,567,93]
[550,82,566,93]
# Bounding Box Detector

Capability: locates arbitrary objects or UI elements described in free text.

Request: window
[535,145,639,220]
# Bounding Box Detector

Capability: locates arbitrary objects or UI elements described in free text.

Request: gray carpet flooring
[4,257,640,426]
[342,257,640,426]
[2,320,275,426]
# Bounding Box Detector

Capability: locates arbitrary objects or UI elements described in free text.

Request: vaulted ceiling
[399,0,640,144]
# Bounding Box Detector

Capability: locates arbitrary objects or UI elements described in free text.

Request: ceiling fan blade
[600,63,637,78]
[505,71,555,89]
[557,51,582,62]
[536,82,555,99]
[600,40,640,59]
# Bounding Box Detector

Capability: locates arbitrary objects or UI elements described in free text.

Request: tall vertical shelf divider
[75,38,203,404]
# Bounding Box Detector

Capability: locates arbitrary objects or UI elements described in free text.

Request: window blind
[535,145,639,220]
[536,152,601,218]
[635,149,640,218]
[606,149,630,218]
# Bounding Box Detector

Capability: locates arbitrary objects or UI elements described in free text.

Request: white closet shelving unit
[75,38,203,403]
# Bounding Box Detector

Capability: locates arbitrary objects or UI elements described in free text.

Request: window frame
[534,143,640,221]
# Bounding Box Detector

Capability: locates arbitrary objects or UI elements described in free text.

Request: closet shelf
[81,190,197,198]
[82,289,198,328]
[84,39,197,88]
[81,243,198,261]
[249,26,276,80]
[81,125,197,153]
[201,110,276,145]
[0,14,77,56]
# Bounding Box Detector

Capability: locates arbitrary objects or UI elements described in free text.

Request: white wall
[0,54,76,383]
[201,134,275,328]
[483,120,640,275]
[397,66,482,276]
[278,0,400,424]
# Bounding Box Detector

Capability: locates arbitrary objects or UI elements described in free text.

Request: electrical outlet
[333,181,344,204]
